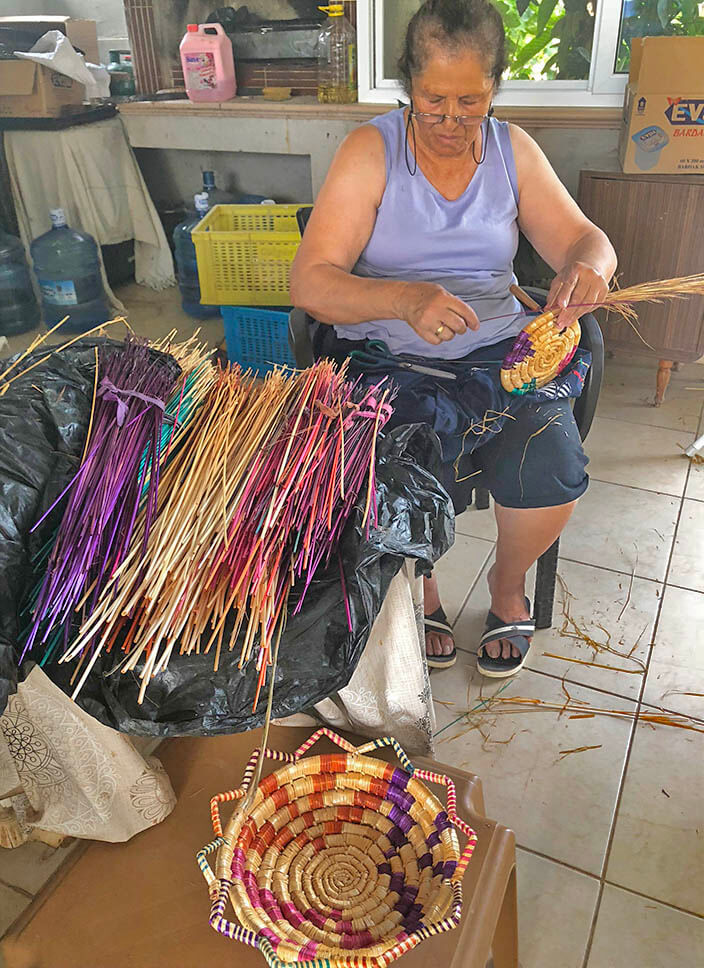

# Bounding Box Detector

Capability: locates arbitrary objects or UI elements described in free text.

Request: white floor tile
[561,480,679,582]
[516,848,599,968]
[668,499,704,592]
[606,720,704,914]
[528,560,659,701]
[585,417,693,497]
[454,505,498,542]
[430,656,635,874]
[686,460,704,502]
[588,885,704,968]
[643,585,704,718]
[598,363,703,432]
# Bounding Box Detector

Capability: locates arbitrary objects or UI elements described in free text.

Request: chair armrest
[288,309,315,368]
[573,311,604,442]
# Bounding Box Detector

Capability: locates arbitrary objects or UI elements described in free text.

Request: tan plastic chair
[1,726,518,968]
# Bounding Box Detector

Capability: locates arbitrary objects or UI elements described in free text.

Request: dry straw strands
[62,360,392,707]
[0,315,132,397]
[599,273,704,324]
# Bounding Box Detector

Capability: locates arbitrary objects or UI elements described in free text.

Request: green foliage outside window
[616,0,704,73]
[384,1,704,84]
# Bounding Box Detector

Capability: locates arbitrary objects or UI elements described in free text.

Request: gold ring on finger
[435,324,446,336]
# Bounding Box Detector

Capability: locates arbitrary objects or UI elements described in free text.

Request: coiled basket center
[200,732,477,968]
[501,311,581,394]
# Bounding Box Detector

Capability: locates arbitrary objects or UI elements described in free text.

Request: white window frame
[357,0,629,107]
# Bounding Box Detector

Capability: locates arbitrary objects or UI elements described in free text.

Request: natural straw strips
[61,360,393,706]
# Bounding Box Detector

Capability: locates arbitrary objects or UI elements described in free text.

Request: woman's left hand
[546,261,609,330]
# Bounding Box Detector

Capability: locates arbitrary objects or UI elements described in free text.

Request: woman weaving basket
[290,0,617,677]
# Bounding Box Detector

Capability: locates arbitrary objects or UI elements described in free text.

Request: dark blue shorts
[448,398,589,510]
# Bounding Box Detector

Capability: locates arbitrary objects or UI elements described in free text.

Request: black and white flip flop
[424,607,457,669]
[477,598,534,678]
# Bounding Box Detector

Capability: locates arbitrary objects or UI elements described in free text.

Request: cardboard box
[0,16,99,65]
[0,60,85,118]
[620,36,704,175]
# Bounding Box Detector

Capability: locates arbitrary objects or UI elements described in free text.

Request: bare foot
[484,564,531,660]
[423,574,454,658]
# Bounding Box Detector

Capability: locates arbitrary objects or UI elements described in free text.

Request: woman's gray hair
[398,0,507,95]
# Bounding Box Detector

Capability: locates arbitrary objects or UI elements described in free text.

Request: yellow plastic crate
[192,204,308,306]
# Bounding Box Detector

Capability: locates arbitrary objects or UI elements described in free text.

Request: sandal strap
[479,608,534,660]
[425,618,453,635]
[479,629,532,659]
[480,622,534,642]
[424,607,453,638]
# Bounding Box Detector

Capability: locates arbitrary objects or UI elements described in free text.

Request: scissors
[348,339,458,381]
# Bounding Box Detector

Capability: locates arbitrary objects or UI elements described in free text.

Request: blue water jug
[30,209,111,333]
[0,228,41,336]
[201,170,235,208]
[173,193,220,319]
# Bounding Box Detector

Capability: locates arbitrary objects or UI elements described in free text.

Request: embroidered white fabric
[0,667,176,842]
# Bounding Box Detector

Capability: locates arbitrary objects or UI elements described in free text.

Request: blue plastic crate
[221,305,297,377]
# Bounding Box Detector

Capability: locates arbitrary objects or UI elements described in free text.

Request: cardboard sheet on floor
[0,727,514,968]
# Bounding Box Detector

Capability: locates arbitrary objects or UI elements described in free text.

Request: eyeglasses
[410,111,489,127]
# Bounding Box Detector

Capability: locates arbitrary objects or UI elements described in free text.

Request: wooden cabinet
[578,170,704,401]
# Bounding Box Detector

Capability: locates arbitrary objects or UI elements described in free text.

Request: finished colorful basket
[197,729,478,968]
[501,310,581,395]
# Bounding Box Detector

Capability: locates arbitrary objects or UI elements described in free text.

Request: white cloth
[0,667,176,842]
[4,115,175,310]
[14,30,110,100]
[277,561,436,755]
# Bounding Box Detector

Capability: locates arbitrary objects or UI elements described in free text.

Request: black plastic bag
[0,342,453,735]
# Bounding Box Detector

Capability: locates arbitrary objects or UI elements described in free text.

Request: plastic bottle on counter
[201,170,235,207]
[180,23,236,103]
[107,50,136,98]
[0,228,41,337]
[173,193,220,319]
[317,4,357,105]
[30,209,110,333]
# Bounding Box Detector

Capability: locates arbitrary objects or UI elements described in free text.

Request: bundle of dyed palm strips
[53,360,392,705]
[22,338,184,665]
[17,332,215,677]
[197,728,478,967]
[500,273,704,395]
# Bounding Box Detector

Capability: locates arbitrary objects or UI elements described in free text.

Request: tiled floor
[1,288,703,966]
[434,354,704,966]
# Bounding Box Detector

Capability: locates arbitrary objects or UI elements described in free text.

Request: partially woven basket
[501,310,580,395]
[197,729,478,967]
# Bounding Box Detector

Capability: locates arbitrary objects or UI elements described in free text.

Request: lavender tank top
[338,109,523,358]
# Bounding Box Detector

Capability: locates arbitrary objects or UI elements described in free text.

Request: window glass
[615,0,704,73]
[381,0,597,82]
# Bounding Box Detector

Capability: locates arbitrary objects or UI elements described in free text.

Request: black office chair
[289,206,604,630]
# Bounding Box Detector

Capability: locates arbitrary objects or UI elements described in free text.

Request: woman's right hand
[397,282,480,345]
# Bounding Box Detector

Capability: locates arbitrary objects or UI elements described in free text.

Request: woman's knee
[482,403,589,509]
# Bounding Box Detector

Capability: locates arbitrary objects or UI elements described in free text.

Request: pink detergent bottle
[180,23,236,103]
